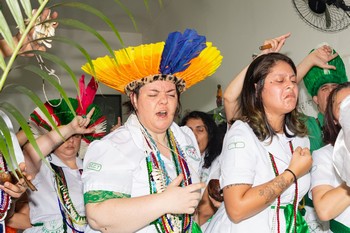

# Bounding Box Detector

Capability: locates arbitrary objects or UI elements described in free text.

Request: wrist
[285,168,297,182]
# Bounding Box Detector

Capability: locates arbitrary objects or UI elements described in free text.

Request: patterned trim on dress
[84,190,131,204]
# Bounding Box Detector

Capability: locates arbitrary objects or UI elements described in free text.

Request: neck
[266,113,285,133]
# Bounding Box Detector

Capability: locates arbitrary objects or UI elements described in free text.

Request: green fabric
[191,222,202,233]
[304,48,347,97]
[284,204,309,233]
[305,113,324,153]
[84,190,130,204]
[272,204,309,233]
[330,219,350,233]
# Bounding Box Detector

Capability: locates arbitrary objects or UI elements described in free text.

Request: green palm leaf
[22,64,76,117]
[5,0,26,33]
[53,2,126,47]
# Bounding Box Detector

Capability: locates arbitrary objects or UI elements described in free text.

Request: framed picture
[93,94,122,132]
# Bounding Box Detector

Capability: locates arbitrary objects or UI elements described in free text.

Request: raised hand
[68,107,96,135]
[260,32,291,54]
[288,147,312,179]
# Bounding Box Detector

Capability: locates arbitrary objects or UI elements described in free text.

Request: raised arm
[23,109,95,177]
[224,33,291,124]
[296,44,337,81]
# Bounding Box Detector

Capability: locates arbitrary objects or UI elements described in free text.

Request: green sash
[272,204,309,233]
[191,222,202,233]
[330,219,350,233]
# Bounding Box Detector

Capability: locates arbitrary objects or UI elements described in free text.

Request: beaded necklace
[0,155,11,222]
[141,126,193,233]
[268,141,298,233]
[51,163,86,233]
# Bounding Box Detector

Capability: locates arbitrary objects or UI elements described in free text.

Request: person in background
[310,82,350,232]
[22,76,107,233]
[180,111,225,230]
[206,52,312,232]
[303,46,348,153]
[81,28,222,233]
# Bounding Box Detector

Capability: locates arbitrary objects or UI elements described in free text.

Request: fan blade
[325,6,332,28]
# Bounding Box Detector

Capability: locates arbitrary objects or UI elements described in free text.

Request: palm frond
[5,0,26,33]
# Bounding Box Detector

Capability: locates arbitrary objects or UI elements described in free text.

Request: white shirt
[205,120,311,233]
[83,114,201,233]
[25,154,85,233]
[312,144,350,229]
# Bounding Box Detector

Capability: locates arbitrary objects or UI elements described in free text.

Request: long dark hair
[323,82,350,145]
[239,53,307,142]
[180,111,224,168]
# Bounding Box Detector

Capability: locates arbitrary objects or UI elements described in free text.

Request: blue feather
[160,29,206,74]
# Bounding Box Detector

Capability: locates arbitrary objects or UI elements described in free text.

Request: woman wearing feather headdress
[81,29,222,233]
[22,75,107,233]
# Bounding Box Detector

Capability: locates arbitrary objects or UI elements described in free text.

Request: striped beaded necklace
[141,126,193,233]
[51,163,86,233]
[0,155,10,222]
[269,141,298,233]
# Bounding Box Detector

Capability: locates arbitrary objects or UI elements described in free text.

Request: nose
[159,93,168,104]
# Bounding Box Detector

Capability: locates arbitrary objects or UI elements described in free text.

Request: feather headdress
[29,75,107,158]
[81,29,223,95]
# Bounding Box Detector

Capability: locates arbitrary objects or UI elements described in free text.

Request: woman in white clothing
[205,53,312,233]
[81,29,222,233]
[311,82,350,232]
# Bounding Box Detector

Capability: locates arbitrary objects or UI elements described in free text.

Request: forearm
[313,183,350,221]
[224,66,248,122]
[296,55,315,83]
[23,124,75,174]
[224,170,294,223]
[86,193,170,233]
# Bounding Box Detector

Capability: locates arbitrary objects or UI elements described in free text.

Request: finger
[188,182,206,193]
[117,116,121,125]
[276,32,291,41]
[86,107,95,119]
[40,8,51,22]
[169,174,184,187]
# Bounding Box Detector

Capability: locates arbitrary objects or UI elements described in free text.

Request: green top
[306,112,325,154]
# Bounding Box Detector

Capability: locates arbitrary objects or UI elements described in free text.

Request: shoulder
[312,144,333,163]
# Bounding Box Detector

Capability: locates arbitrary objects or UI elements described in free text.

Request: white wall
[143,0,350,117]
[5,0,350,127]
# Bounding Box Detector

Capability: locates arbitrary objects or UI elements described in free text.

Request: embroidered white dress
[82,114,201,233]
[24,154,85,233]
[311,144,350,231]
[205,120,311,233]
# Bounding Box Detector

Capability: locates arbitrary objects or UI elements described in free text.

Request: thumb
[169,174,184,187]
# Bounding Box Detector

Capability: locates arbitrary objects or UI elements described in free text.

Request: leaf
[113,0,138,31]
[52,2,127,46]
[22,64,76,117]
[0,115,18,174]
[0,102,52,169]
[5,0,26,33]
[0,10,16,53]
[23,50,79,95]
[19,0,33,19]
[3,84,62,138]
[47,18,117,61]
[0,55,6,71]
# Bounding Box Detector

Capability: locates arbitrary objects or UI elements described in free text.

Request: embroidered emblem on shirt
[185,146,200,161]
[87,162,102,171]
[228,141,245,150]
